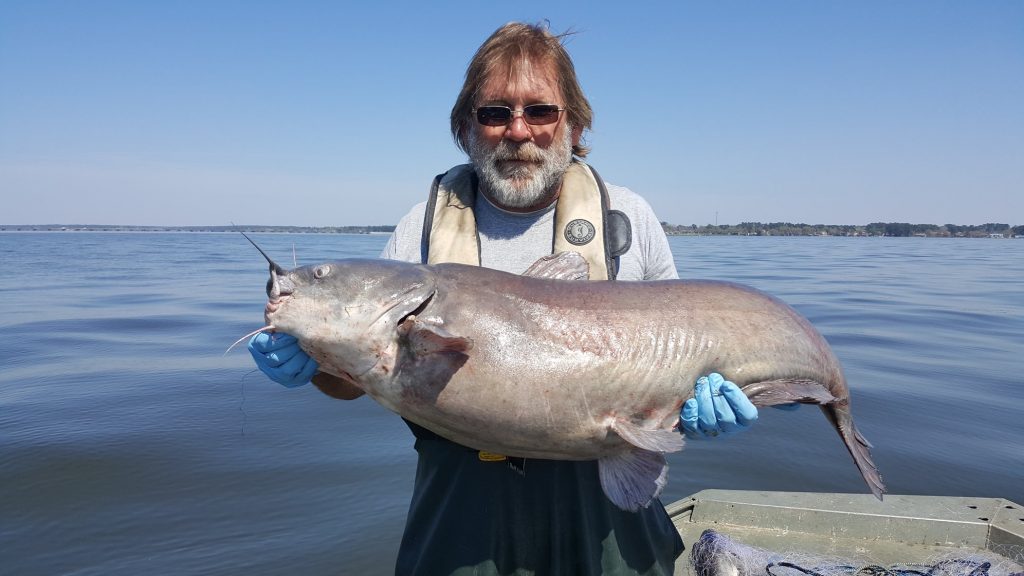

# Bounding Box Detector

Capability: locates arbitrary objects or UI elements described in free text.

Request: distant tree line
[660,222,1022,238]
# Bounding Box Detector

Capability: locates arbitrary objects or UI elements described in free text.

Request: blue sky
[2,1,1021,226]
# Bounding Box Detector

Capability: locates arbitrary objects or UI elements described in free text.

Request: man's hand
[248,332,318,388]
[679,373,758,439]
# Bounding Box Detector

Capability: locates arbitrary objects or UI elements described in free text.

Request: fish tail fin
[825,402,886,500]
[741,379,885,500]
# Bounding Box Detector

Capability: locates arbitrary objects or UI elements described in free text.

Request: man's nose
[504,114,532,141]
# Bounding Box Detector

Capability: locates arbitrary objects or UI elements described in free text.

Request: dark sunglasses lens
[523,105,561,125]
[476,107,512,126]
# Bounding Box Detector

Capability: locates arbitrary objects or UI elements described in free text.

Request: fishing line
[238,370,260,436]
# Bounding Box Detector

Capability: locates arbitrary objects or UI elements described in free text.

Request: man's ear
[571,124,583,148]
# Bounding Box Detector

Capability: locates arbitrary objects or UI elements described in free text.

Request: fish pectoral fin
[521,251,590,280]
[401,318,474,357]
[611,418,685,453]
[596,420,683,511]
[598,447,669,511]
[739,378,838,408]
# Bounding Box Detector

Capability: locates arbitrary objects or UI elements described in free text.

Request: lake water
[1,232,1022,575]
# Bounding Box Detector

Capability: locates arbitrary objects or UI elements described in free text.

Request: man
[250,22,759,576]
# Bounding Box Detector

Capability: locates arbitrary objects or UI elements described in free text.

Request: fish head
[263,258,437,385]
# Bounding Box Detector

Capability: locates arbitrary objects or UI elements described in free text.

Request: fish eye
[313,265,331,279]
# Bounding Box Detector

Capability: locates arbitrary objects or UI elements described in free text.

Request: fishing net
[690,529,1024,576]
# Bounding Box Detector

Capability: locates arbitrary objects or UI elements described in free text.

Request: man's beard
[468,126,574,210]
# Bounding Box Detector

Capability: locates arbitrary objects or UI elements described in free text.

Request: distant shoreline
[0,223,1019,238]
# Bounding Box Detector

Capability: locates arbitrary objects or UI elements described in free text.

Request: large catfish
[252,243,884,511]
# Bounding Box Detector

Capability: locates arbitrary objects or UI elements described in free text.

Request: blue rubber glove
[248,332,318,388]
[680,373,758,439]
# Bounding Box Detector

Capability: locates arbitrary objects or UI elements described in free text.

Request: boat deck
[667,490,1024,576]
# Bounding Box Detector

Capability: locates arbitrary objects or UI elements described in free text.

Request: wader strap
[419,173,443,265]
[592,164,633,280]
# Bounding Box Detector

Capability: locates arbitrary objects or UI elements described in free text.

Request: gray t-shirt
[381,181,678,281]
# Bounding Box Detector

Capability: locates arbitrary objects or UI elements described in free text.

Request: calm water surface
[1,233,1021,575]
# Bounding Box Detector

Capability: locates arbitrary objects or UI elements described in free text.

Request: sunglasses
[473,104,566,127]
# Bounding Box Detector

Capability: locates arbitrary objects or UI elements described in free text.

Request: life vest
[421,161,631,280]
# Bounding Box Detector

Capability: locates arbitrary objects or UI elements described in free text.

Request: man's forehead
[478,59,561,102]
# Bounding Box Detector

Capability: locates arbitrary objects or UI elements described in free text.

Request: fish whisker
[224,325,275,356]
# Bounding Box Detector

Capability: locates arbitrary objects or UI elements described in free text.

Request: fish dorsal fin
[521,251,590,280]
[597,419,686,511]
[399,317,473,357]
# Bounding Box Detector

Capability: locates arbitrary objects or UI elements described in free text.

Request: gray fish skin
[260,255,884,510]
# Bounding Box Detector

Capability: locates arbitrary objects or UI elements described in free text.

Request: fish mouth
[264,266,295,319]
[264,294,291,322]
[264,293,288,311]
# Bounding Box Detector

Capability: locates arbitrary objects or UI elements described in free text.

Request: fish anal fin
[522,251,590,280]
[399,317,473,357]
[611,418,685,453]
[598,447,669,511]
[739,378,838,408]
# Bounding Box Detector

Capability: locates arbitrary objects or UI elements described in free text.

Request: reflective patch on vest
[564,218,596,246]
[477,450,507,462]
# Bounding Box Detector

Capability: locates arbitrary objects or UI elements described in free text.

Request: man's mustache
[494,142,544,163]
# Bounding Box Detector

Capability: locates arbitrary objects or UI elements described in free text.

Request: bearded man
[249,22,759,576]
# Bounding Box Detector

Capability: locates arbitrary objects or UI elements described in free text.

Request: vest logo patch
[564,219,596,246]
